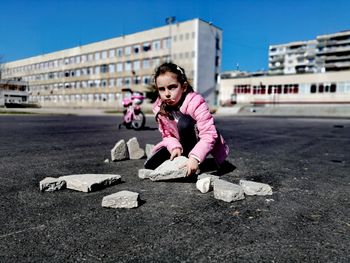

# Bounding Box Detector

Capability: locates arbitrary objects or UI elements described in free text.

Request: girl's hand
[170,148,182,160]
[186,157,199,176]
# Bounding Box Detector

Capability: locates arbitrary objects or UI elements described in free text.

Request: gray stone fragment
[197,173,220,187]
[40,177,66,192]
[149,156,188,181]
[145,144,154,158]
[59,174,121,192]
[138,169,153,179]
[239,180,273,196]
[196,177,212,193]
[111,139,128,161]
[102,190,139,208]
[127,137,145,159]
[213,179,245,202]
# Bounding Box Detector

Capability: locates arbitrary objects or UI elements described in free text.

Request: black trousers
[144,115,198,169]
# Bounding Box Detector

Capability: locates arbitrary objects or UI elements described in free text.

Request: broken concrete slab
[145,144,154,158]
[138,169,153,179]
[149,156,188,181]
[213,179,245,202]
[39,177,66,192]
[111,139,128,161]
[102,190,139,208]
[239,180,273,196]
[59,174,121,193]
[196,177,212,193]
[127,137,145,159]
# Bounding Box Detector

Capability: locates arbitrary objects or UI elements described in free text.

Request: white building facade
[3,19,222,109]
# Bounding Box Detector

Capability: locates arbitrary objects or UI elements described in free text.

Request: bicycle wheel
[131,111,146,130]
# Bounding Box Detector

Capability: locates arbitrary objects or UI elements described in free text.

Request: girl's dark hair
[154,62,194,121]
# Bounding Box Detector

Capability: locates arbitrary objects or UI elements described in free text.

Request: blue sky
[0,0,349,72]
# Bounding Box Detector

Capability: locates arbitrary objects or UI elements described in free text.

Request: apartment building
[0,79,28,107]
[269,30,350,75]
[2,18,222,108]
[316,30,350,72]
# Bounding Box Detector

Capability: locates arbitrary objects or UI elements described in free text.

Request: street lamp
[165,16,176,62]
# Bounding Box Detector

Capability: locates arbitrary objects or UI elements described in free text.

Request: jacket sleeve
[188,96,218,163]
[155,116,182,153]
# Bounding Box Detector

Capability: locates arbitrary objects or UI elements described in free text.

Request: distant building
[0,79,29,107]
[2,18,222,108]
[269,30,350,75]
[218,70,350,106]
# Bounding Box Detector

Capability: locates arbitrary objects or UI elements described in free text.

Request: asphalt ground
[0,114,349,262]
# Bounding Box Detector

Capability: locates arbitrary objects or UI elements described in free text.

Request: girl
[144,62,229,176]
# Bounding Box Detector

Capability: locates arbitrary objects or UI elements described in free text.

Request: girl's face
[156,72,187,106]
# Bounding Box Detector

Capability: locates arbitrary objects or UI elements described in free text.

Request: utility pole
[165,16,176,62]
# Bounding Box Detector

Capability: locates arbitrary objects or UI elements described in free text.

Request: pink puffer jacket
[152,92,229,164]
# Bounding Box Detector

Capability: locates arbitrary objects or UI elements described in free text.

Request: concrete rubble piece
[239,179,273,196]
[213,179,245,202]
[196,177,212,193]
[145,144,154,158]
[149,156,188,181]
[111,139,128,161]
[196,173,220,193]
[138,169,153,179]
[127,137,145,159]
[102,190,139,209]
[59,174,121,193]
[39,177,66,192]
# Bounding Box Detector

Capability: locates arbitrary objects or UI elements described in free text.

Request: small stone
[197,173,219,187]
[138,169,153,179]
[59,174,121,192]
[149,156,188,181]
[40,177,66,192]
[213,179,245,202]
[145,144,154,158]
[196,177,212,193]
[127,137,145,159]
[239,180,273,196]
[104,159,110,163]
[102,190,139,208]
[111,139,128,161]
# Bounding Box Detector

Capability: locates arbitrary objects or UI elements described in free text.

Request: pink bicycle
[118,88,146,130]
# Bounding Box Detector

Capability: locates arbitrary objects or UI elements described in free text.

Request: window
[125,46,131,56]
[124,77,131,87]
[318,84,324,93]
[117,78,123,87]
[101,51,107,60]
[101,79,108,87]
[95,66,100,74]
[162,38,170,49]
[109,79,115,87]
[117,48,123,57]
[101,64,108,74]
[152,40,161,50]
[142,76,151,85]
[133,76,141,85]
[133,60,140,71]
[310,84,317,93]
[133,45,140,54]
[143,42,151,52]
[125,61,132,71]
[109,49,115,58]
[330,83,336,93]
[95,52,100,60]
[142,59,150,69]
[117,63,123,72]
[109,64,115,73]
